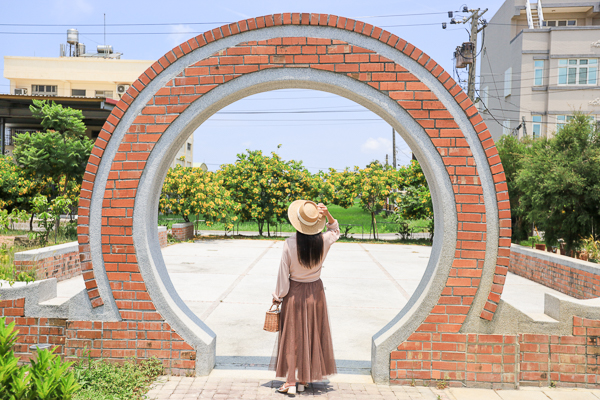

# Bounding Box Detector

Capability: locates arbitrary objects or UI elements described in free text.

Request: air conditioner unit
[14,88,28,95]
[116,84,130,95]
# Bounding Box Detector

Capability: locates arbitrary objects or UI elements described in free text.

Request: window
[504,68,512,97]
[558,59,598,85]
[95,90,113,98]
[72,89,86,96]
[502,120,511,136]
[31,85,57,95]
[556,114,596,131]
[187,143,191,151]
[534,60,544,86]
[532,115,542,138]
[543,20,577,27]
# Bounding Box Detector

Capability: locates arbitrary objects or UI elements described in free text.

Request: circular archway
[76,14,511,382]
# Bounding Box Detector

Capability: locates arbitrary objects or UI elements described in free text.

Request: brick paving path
[147,376,600,400]
[147,376,453,400]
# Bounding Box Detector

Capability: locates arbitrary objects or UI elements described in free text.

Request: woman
[271,199,340,395]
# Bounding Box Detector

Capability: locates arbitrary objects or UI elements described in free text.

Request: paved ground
[52,238,597,398]
[147,373,600,399]
[163,239,431,371]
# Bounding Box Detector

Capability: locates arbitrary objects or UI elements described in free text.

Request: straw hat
[288,200,326,235]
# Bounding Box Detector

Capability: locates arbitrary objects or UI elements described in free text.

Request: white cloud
[361,137,392,153]
[168,24,195,47]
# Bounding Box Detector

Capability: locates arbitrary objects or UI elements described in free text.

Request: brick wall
[0,298,196,373]
[509,244,600,300]
[13,242,81,282]
[390,317,600,388]
[0,298,66,363]
[171,222,194,242]
[158,226,168,248]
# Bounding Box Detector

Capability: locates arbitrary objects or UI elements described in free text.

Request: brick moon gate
[77,14,512,383]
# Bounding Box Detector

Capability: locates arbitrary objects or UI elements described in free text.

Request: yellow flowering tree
[220,150,310,236]
[396,160,433,237]
[329,168,361,209]
[356,161,403,240]
[0,155,39,212]
[306,170,335,205]
[159,165,240,231]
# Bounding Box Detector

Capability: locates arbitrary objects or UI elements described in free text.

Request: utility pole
[448,6,488,101]
[0,118,4,156]
[392,128,396,169]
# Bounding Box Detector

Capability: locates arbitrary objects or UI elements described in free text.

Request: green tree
[29,99,86,138]
[12,100,93,200]
[159,165,241,231]
[13,130,93,195]
[397,160,432,219]
[515,112,600,253]
[355,161,402,239]
[495,134,533,242]
[221,150,310,236]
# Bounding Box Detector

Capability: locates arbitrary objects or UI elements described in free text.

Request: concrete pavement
[150,238,599,398]
[163,239,431,371]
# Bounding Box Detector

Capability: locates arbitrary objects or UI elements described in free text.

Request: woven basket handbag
[263,303,280,332]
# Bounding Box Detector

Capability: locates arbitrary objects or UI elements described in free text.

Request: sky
[0,0,505,173]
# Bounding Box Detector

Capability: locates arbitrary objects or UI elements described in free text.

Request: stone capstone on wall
[14,242,81,282]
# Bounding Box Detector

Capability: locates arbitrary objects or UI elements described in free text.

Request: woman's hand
[317,203,333,223]
[272,298,282,305]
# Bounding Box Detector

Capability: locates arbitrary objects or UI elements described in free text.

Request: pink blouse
[272,220,341,301]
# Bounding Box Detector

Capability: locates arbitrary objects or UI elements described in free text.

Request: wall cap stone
[14,241,79,262]
[511,243,600,276]
[172,222,194,229]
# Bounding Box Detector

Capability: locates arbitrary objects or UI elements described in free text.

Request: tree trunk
[29,213,34,232]
[55,217,60,244]
[267,221,270,237]
[258,220,263,236]
[371,211,377,240]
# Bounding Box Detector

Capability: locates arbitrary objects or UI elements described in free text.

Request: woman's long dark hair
[296,231,324,269]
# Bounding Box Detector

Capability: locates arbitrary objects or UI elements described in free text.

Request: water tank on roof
[97,45,113,54]
[67,29,79,44]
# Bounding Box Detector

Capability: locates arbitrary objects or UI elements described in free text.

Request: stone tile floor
[147,375,600,400]
[147,376,452,399]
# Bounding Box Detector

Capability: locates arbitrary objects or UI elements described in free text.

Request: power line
[0,21,453,35]
[0,12,453,28]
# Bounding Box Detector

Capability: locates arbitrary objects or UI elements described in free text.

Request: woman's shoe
[277,383,297,395]
[297,382,308,392]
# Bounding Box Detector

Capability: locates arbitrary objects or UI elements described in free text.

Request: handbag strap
[268,303,280,312]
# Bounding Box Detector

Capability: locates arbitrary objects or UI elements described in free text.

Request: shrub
[73,355,164,400]
[0,316,80,399]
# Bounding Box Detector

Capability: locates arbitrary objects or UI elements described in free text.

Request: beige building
[3,36,192,167]
[480,0,600,140]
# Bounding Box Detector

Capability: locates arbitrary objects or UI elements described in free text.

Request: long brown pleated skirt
[270,279,337,383]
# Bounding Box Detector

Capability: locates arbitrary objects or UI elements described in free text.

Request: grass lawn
[159,202,430,236]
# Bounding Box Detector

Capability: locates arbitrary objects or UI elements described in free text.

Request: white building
[480,0,600,140]
[3,31,192,167]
